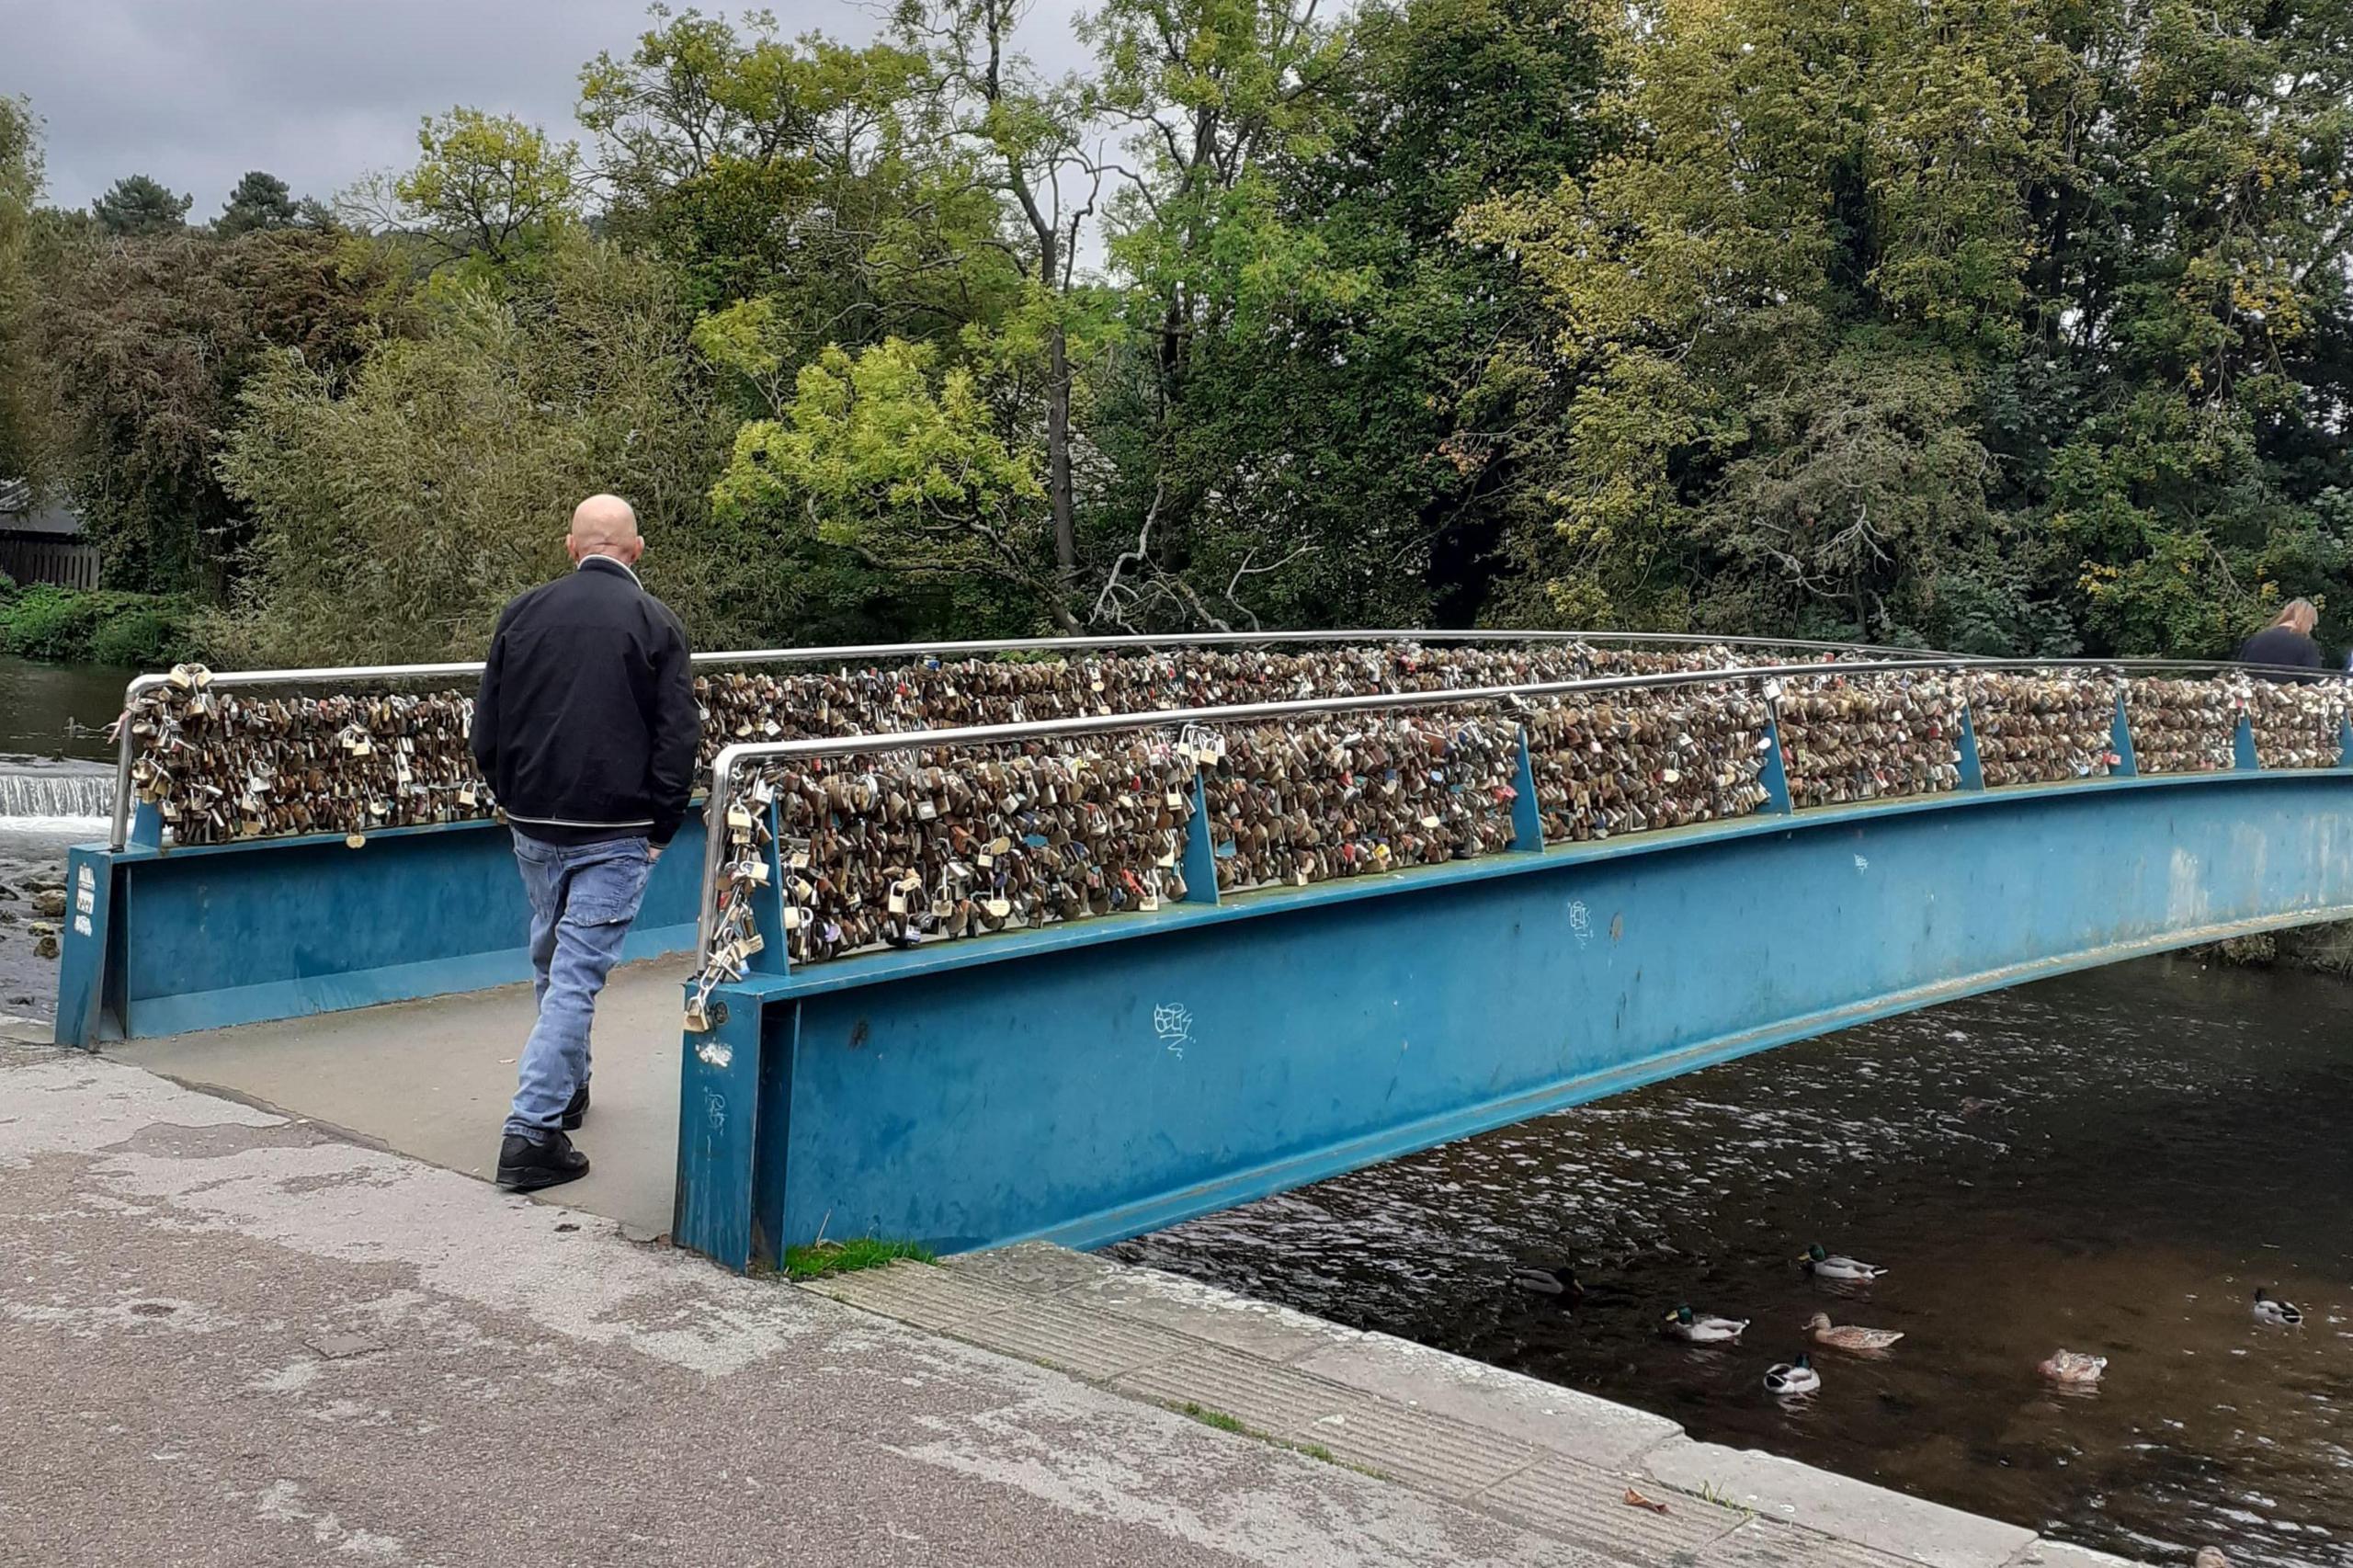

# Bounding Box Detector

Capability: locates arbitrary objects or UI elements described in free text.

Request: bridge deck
[113,959,680,1237]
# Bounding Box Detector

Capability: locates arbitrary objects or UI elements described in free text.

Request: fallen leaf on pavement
[1623,1488,1669,1514]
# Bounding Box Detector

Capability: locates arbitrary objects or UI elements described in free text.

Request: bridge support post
[2234,714,2259,771]
[2109,695,2138,777]
[1180,771,1220,903]
[1510,727,1544,851]
[1759,715,1794,813]
[673,982,781,1271]
[1956,708,1986,790]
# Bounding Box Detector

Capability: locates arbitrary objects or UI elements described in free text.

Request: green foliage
[215,170,299,236]
[33,226,399,593]
[1472,0,2353,654]
[0,96,43,483]
[212,238,733,663]
[0,584,193,664]
[91,173,190,236]
[392,108,579,274]
[12,0,2353,664]
[779,1236,937,1278]
[712,336,1063,626]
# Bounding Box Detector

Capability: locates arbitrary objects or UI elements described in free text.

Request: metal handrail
[99,628,1944,851]
[690,653,2353,963]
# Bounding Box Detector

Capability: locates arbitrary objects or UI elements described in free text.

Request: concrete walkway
[113,957,684,1237]
[2,1014,2135,1568]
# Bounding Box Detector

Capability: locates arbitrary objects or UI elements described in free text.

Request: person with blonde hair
[2235,597,2325,678]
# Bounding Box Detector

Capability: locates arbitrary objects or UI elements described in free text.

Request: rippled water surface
[1110,957,2353,1565]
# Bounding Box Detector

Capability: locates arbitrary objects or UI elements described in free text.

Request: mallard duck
[1800,1244,1886,1281]
[1663,1303,1747,1343]
[1764,1353,1821,1395]
[2253,1289,2303,1326]
[2040,1349,2106,1384]
[1808,1312,1904,1351]
[1511,1265,1584,1299]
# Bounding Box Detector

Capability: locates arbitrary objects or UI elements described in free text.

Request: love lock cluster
[120,665,483,846]
[1520,690,1772,840]
[2241,679,2348,768]
[1196,716,1523,891]
[696,737,1198,991]
[1770,673,1964,807]
[2125,678,2244,774]
[1960,671,2120,785]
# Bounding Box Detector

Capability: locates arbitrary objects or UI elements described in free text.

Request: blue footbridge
[52,632,2353,1271]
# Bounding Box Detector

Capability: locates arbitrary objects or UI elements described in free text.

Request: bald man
[472,494,700,1190]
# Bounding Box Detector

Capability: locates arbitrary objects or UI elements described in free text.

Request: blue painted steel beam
[54,814,710,1043]
[672,769,2353,1267]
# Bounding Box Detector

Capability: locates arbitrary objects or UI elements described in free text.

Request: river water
[0,655,126,1015]
[1112,958,2353,1565]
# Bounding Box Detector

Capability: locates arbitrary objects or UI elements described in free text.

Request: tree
[582,10,1013,338]
[709,336,1070,628]
[216,170,298,235]
[214,240,733,662]
[0,96,44,483]
[902,0,1107,590]
[92,173,191,236]
[1467,0,2353,653]
[36,228,396,592]
[390,108,578,271]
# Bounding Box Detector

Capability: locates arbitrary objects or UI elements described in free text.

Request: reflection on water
[0,654,131,764]
[1112,957,2353,1565]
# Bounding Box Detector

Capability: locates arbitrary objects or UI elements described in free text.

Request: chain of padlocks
[110,651,2351,1009]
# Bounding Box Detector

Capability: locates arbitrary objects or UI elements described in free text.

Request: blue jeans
[506,833,655,1138]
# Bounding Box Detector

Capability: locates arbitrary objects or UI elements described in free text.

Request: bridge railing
[686,657,2353,1006]
[101,629,1929,852]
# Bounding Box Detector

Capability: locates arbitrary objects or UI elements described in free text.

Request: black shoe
[561,1078,590,1131]
[496,1130,589,1191]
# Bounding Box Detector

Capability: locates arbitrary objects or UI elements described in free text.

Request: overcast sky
[0,0,1088,218]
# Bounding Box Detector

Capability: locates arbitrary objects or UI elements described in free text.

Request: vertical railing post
[1760,711,1795,815]
[1956,705,1986,791]
[2109,692,2139,778]
[1179,767,1220,904]
[129,801,164,849]
[746,797,790,975]
[2338,715,2353,769]
[2233,712,2259,771]
[1510,725,1545,851]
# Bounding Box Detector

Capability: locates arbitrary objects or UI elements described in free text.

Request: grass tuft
[781,1237,937,1279]
[1180,1402,1249,1434]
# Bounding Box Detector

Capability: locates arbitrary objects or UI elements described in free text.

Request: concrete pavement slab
[1644,1437,2038,1568]
[1291,1332,1686,1470]
[1482,1455,1748,1561]
[0,1042,1639,1568]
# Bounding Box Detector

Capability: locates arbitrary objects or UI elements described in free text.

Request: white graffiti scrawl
[1153,1003,1194,1059]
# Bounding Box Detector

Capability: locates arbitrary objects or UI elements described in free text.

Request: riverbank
[0,1028,2131,1568]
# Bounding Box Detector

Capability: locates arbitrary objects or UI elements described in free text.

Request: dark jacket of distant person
[2234,598,2325,682]
[470,556,699,846]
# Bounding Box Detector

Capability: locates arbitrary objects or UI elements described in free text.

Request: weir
[49,636,2353,1276]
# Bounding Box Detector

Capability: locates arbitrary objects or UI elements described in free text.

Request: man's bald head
[567,494,643,567]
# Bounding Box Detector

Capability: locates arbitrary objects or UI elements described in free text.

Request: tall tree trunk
[1047,320,1076,586]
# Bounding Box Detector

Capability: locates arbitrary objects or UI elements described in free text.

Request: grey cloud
[0,0,1093,220]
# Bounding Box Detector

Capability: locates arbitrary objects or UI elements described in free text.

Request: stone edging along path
[806,1244,2135,1568]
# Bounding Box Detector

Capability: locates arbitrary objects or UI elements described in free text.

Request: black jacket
[2234,625,2325,681]
[472,556,700,846]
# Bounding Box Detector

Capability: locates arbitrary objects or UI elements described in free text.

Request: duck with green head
[1663,1303,1747,1343]
[1800,1244,1885,1282]
[1765,1353,1821,1395]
